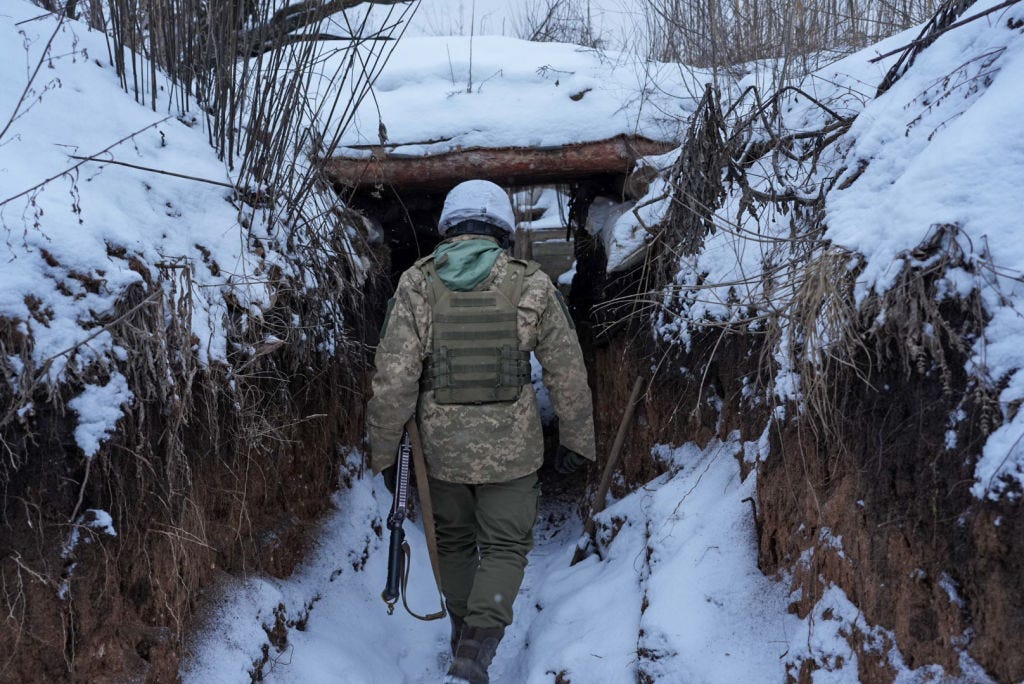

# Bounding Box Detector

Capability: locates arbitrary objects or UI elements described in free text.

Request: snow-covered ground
[7,0,1023,679]
[626,0,1024,498]
[185,437,969,683]
[182,442,790,683]
[0,0,366,465]
[0,2,302,456]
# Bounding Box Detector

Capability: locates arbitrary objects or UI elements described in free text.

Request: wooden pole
[571,375,645,566]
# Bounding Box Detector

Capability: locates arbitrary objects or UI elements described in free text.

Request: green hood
[434,238,503,291]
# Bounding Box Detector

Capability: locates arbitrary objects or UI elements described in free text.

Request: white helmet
[437,180,516,236]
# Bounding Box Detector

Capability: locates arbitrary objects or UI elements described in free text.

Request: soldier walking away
[367,180,596,683]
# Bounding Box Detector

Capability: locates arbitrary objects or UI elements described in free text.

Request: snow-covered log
[325,135,676,190]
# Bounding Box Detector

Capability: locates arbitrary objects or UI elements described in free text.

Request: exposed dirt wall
[0,246,390,682]
[577,322,770,511]
[0,360,369,683]
[579,292,1020,682]
[756,337,1023,683]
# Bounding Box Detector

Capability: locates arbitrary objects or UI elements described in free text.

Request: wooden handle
[573,375,644,565]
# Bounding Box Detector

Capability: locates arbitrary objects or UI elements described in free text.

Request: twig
[0,15,66,143]
[0,118,171,209]
[572,376,645,566]
[869,0,1023,63]
[69,155,237,189]
[0,290,162,431]
[68,457,92,524]
[14,11,57,26]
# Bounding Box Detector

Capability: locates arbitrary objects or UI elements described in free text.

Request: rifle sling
[400,418,447,622]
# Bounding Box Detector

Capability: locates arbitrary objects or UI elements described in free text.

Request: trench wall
[585,312,1022,683]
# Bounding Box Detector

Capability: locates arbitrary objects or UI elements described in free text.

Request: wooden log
[325,135,677,191]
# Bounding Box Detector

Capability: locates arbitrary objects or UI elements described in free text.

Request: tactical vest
[419,256,537,405]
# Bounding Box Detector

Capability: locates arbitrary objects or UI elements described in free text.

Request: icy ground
[184,437,929,683]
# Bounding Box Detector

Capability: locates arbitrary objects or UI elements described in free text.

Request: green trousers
[428,472,540,629]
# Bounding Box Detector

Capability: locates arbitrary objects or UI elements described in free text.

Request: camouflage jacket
[367,238,596,484]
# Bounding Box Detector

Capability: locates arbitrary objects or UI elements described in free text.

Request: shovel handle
[574,375,644,563]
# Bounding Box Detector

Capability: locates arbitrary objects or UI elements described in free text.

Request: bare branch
[238,0,410,58]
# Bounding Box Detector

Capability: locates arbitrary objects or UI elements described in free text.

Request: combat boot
[444,624,505,684]
[448,611,466,656]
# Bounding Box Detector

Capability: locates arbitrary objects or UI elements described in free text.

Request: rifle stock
[379,421,447,621]
[382,524,404,609]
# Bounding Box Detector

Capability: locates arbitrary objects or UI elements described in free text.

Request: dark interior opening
[343,174,628,290]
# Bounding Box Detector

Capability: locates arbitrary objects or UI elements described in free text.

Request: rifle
[382,432,412,613]
[380,419,447,621]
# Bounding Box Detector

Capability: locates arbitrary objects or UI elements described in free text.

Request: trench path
[184,466,589,683]
[185,432,802,683]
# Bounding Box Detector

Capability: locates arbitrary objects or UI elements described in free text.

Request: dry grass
[594,0,1000,479]
[511,0,944,78]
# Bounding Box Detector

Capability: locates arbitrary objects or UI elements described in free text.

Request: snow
[820,0,1024,497]
[627,0,1024,498]
[625,439,797,683]
[187,438,975,683]
[67,375,134,458]
[84,508,117,537]
[331,35,703,156]
[183,453,452,683]
[6,0,1022,677]
[515,186,569,232]
[604,151,679,272]
[59,508,118,599]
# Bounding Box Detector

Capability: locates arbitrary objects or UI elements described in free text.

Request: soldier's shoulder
[396,259,430,291]
[523,265,555,294]
[508,258,551,294]
[515,262,556,313]
[507,257,543,277]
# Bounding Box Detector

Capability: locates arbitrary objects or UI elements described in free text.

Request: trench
[195,159,1024,684]
[179,176,677,683]
[183,166,1024,684]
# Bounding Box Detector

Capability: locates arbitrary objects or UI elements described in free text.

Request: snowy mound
[822,4,1024,498]
[333,35,702,156]
[0,1,344,459]
[638,0,1024,498]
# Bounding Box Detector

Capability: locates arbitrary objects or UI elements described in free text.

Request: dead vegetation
[512,0,944,74]
[0,227,384,679]
[0,0,404,679]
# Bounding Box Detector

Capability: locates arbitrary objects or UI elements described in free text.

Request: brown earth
[589,323,1023,682]
[0,361,368,683]
[756,335,1024,683]
[0,238,390,683]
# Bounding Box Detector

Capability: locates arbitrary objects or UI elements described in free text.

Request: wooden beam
[325,135,677,191]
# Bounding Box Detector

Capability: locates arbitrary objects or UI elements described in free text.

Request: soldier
[367,179,596,684]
